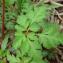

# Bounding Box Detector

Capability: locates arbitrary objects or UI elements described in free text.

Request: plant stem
[2,0,5,37]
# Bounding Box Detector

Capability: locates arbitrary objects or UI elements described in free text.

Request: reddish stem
[2,0,5,37]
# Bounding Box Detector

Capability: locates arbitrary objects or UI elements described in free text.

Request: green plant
[0,0,17,37]
[0,0,63,63]
[11,0,63,63]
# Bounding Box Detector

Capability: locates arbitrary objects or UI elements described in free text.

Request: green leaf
[30,60,47,63]
[33,5,48,22]
[6,22,14,30]
[22,57,31,63]
[12,36,22,50]
[17,15,30,29]
[29,23,40,32]
[15,25,25,31]
[1,34,9,50]
[27,39,42,60]
[7,54,20,63]
[27,32,37,41]
[20,38,30,56]
[39,23,63,48]
[5,0,17,5]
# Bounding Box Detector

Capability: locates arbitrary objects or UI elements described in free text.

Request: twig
[55,48,63,63]
[55,54,61,63]
[51,1,63,7]
[55,48,63,55]
[59,46,63,49]
[55,13,63,16]
[44,0,63,6]
[2,0,5,37]
[55,9,63,24]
